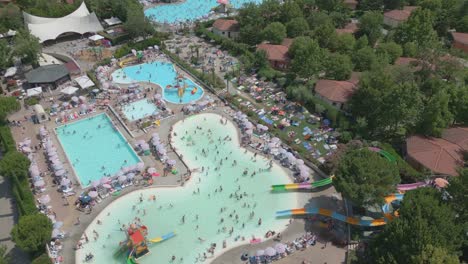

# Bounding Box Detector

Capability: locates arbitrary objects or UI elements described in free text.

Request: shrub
[11,214,52,257]
[31,254,52,264]
[24,97,39,106]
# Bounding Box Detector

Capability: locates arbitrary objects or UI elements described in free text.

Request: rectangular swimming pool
[122,99,159,121]
[55,113,141,187]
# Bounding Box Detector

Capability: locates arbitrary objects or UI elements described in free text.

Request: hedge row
[162,49,226,90]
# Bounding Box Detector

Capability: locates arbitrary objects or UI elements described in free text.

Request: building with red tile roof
[257,42,290,70]
[335,21,358,35]
[314,74,359,110]
[344,0,358,10]
[406,127,468,176]
[451,32,468,53]
[383,6,418,27]
[212,19,240,39]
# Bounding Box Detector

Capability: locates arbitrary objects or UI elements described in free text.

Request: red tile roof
[384,6,417,21]
[451,32,468,45]
[395,57,418,66]
[406,128,467,176]
[213,19,240,32]
[314,79,357,103]
[257,43,289,62]
[64,61,81,75]
[335,22,358,35]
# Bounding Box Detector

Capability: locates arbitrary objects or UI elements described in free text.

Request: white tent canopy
[60,86,79,95]
[4,67,17,77]
[74,75,95,89]
[104,17,122,26]
[89,34,104,41]
[27,87,42,97]
[24,2,104,43]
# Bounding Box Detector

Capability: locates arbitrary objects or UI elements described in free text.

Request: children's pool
[112,62,204,104]
[145,0,263,24]
[76,113,299,264]
[55,113,141,187]
[122,99,159,121]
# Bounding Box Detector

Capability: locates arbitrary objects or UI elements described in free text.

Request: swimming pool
[122,99,159,121]
[56,113,141,187]
[145,0,263,24]
[112,62,204,104]
[76,113,299,264]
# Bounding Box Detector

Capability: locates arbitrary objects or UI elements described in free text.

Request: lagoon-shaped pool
[76,113,299,264]
[145,0,263,24]
[112,62,204,104]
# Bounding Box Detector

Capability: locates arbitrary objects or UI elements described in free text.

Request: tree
[262,22,286,44]
[349,68,422,139]
[332,33,356,55]
[0,151,30,182]
[11,214,52,256]
[446,169,468,232]
[376,41,403,64]
[384,0,406,9]
[312,21,337,49]
[358,0,384,11]
[279,0,303,23]
[306,11,333,31]
[289,37,326,79]
[315,0,344,12]
[394,9,438,48]
[324,53,353,80]
[0,40,12,69]
[0,3,23,31]
[333,148,400,206]
[352,47,378,71]
[357,11,383,45]
[366,188,464,264]
[124,4,154,40]
[448,85,468,125]
[0,245,8,264]
[286,17,309,38]
[0,96,20,122]
[13,29,41,67]
[417,89,453,137]
[455,15,468,32]
[403,41,418,57]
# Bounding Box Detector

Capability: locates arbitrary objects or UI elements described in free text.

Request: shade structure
[91,180,101,187]
[275,243,286,254]
[34,180,45,187]
[38,194,51,204]
[264,247,276,257]
[256,250,265,256]
[88,191,98,198]
[60,178,70,186]
[100,177,110,184]
[102,183,112,189]
[60,86,79,95]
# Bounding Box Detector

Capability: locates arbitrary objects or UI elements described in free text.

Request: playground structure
[114,223,175,263]
[276,193,404,227]
[271,176,333,191]
[119,50,144,68]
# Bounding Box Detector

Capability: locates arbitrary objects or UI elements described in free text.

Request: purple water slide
[397,181,428,191]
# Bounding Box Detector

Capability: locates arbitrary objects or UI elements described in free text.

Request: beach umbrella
[29,164,39,173]
[434,178,449,188]
[127,173,135,179]
[245,129,253,135]
[30,170,40,178]
[268,143,277,149]
[51,104,59,109]
[158,149,167,155]
[147,167,157,174]
[71,96,79,102]
[56,170,66,177]
[151,133,159,138]
[53,164,64,172]
[79,96,86,102]
[141,143,150,151]
[80,196,92,203]
[22,147,31,153]
[48,151,58,157]
[92,88,100,93]
[265,247,276,257]
[60,178,70,186]
[154,93,162,100]
[38,194,50,204]
[51,229,61,238]
[88,191,98,198]
[51,159,61,165]
[296,159,305,166]
[275,243,286,254]
[118,175,127,182]
[167,160,176,166]
[102,183,112,189]
[244,122,253,129]
[115,170,124,177]
[53,221,63,229]
[62,102,69,107]
[271,137,280,143]
[21,138,32,146]
[256,250,265,256]
[135,139,145,146]
[91,180,101,187]
[100,177,110,184]
[34,180,45,187]
[136,162,145,171]
[27,153,35,161]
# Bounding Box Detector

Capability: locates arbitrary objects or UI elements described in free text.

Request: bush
[31,254,51,264]
[11,214,52,257]
[24,97,39,106]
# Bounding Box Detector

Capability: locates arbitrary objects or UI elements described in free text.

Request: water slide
[397,181,429,191]
[149,231,176,243]
[127,256,137,264]
[119,57,137,68]
[271,176,333,191]
[368,147,397,163]
[276,194,404,227]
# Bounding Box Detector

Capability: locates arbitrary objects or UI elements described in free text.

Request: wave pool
[76,113,299,264]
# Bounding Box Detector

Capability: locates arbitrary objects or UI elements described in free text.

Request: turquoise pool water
[76,113,299,264]
[145,0,263,23]
[122,99,159,121]
[112,62,204,104]
[56,113,141,187]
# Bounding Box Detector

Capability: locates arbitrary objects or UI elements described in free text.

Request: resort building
[343,0,358,10]
[406,127,468,176]
[335,21,358,35]
[25,64,70,90]
[212,19,240,39]
[313,73,360,110]
[23,2,103,43]
[451,32,468,53]
[256,39,292,70]
[383,6,418,27]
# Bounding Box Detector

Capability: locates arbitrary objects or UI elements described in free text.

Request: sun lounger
[303,142,313,151]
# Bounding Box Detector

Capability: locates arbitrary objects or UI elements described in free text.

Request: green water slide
[271,176,333,191]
